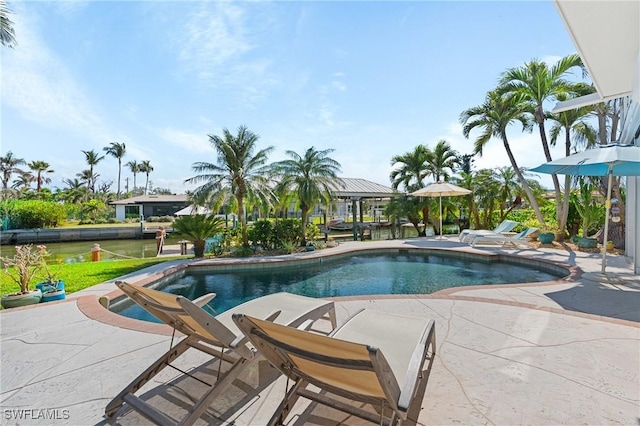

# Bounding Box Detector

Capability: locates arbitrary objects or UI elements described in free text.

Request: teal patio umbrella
[531,144,640,274]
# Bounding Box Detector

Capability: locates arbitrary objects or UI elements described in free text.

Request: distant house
[111,195,188,220]
[110,178,397,222]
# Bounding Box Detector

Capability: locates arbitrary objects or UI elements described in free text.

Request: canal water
[0,237,174,264]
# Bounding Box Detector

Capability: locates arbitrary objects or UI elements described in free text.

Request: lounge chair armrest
[193,292,217,307]
[397,320,436,412]
[328,308,366,337]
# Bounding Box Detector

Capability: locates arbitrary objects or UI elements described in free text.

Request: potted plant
[35,245,66,303]
[1,245,45,308]
[537,223,557,244]
[571,178,601,249]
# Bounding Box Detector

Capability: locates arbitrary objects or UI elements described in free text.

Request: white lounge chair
[105,282,336,425]
[459,220,519,243]
[470,227,538,249]
[233,309,436,426]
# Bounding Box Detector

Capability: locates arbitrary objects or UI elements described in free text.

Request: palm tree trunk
[301,208,308,245]
[237,194,248,246]
[117,159,122,197]
[557,127,572,240]
[502,133,545,225]
[535,108,562,222]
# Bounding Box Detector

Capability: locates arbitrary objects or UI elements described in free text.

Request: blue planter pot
[37,281,65,293]
[1,290,43,309]
[538,233,555,244]
[41,289,66,302]
[577,237,598,249]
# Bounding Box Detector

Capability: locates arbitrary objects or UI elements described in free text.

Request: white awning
[552,92,631,113]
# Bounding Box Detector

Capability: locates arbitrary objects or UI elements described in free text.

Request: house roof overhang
[552,0,640,112]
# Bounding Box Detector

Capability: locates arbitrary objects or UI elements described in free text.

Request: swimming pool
[112,251,564,322]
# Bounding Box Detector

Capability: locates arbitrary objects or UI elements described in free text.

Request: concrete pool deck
[1,237,639,425]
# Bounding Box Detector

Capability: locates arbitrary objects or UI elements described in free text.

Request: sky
[1,0,583,194]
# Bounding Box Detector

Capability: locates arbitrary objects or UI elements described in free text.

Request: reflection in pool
[113,252,562,322]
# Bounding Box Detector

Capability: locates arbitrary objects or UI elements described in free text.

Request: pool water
[113,253,562,323]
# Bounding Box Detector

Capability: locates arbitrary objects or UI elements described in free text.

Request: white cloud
[158,128,213,154]
[169,2,281,109]
[1,7,107,145]
[332,80,347,92]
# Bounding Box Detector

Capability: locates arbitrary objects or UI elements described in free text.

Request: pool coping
[71,244,639,333]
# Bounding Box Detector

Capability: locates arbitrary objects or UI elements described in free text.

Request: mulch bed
[533,239,623,255]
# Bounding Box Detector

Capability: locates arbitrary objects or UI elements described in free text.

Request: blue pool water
[113,252,562,323]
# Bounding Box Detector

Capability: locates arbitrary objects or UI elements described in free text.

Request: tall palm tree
[126,160,140,193]
[0,151,26,190]
[460,90,545,224]
[103,142,126,197]
[27,160,54,192]
[499,54,584,220]
[548,93,598,239]
[0,0,16,48]
[185,125,274,247]
[82,149,104,193]
[139,160,153,195]
[427,140,458,182]
[273,147,342,243]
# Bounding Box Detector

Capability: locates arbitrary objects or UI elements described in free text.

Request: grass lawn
[1,256,187,297]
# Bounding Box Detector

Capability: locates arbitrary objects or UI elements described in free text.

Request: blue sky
[1,1,580,193]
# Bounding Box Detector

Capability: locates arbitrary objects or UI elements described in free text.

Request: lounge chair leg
[178,355,256,426]
[267,379,306,426]
[105,337,192,418]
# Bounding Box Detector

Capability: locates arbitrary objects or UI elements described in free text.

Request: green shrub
[1,200,67,229]
[272,219,302,248]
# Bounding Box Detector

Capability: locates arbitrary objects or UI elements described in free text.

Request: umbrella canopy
[531,144,640,274]
[410,182,471,239]
[174,205,212,216]
[530,145,640,176]
[411,181,473,197]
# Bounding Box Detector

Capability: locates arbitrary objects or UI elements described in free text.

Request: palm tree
[273,147,342,243]
[0,0,16,48]
[389,144,432,192]
[460,90,545,224]
[499,54,584,220]
[61,178,88,203]
[27,160,54,192]
[139,160,153,194]
[103,142,126,197]
[548,92,598,239]
[173,215,226,257]
[126,160,140,193]
[1,151,26,190]
[11,172,33,191]
[76,169,98,192]
[495,166,528,221]
[82,149,104,193]
[427,140,458,182]
[389,144,434,234]
[185,125,274,247]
